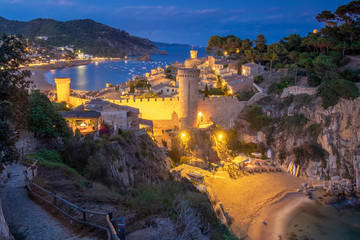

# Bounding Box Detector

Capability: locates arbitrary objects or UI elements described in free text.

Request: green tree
[28,90,72,138]
[263,42,287,76]
[245,49,260,62]
[283,34,303,52]
[316,10,336,26]
[241,38,252,52]
[254,34,267,55]
[312,55,337,80]
[204,84,209,97]
[0,35,32,163]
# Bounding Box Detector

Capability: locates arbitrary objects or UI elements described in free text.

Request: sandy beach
[207,171,306,239]
[28,69,56,91]
[247,193,312,240]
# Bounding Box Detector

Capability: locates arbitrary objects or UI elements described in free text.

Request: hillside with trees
[206,0,360,109]
[0,17,158,57]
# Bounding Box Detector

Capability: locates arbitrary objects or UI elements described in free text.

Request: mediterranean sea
[287,198,360,240]
[45,46,206,91]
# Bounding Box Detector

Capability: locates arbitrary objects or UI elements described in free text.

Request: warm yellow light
[181,133,186,138]
[236,48,240,53]
[198,112,202,117]
[224,51,228,55]
[222,82,226,86]
[218,134,223,140]
[212,67,216,71]
[313,29,318,34]
[66,104,69,108]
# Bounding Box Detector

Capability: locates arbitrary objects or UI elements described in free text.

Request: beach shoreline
[247,192,311,240]
[28,69,55,91]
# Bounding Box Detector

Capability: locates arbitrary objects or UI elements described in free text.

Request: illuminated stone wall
[69,96,88,107]
[198,96,246,128]
[55,78,71,103]
[108,97,180,120]
[178,68,200,129]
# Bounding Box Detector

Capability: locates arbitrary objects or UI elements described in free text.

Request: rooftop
[60,111,101,119]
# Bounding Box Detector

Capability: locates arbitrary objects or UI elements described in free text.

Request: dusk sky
[0,0,351,46]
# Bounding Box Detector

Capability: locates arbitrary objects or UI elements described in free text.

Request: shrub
[340,68,360,82]
[307,73,322,87]
[268,79,291,94]
[283,95,294,106]
[244,105,270,131]
[236,90,256,101]
[254,75,264,84]
[328,51,343,65]
[313,55,337,80]
[317,79,359,108]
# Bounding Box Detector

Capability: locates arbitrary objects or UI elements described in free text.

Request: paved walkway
[0,163,93,240]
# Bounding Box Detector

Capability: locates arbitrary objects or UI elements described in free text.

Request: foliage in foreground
[0,35,32,163]
[28,90,72,138]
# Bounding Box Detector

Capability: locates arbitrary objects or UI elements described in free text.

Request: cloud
[57,0,74,6]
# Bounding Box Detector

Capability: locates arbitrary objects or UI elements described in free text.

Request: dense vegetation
[0,17,158,57]
[0,35,31,163]
[206,1,360,108]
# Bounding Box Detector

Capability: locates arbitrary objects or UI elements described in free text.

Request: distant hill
[0,17,158,57]
[152,41,193,48]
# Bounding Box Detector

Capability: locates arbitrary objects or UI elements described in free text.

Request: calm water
[287,199,360,240]
[45,46,206,91]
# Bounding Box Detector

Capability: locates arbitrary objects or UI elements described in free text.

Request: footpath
[0,163,93,240]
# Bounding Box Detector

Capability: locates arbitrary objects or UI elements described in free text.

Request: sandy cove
[206,171,307,239]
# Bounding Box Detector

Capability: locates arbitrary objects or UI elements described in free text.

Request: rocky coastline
[300,178,357,205]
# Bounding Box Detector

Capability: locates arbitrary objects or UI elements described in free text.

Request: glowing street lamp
[218,133,223,141]
[198,112,202,117]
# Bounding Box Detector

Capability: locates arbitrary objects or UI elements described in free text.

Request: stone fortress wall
[178,68,200,129]
[280,86,317,98]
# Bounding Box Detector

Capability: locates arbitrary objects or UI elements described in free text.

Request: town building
[241,63,265,79]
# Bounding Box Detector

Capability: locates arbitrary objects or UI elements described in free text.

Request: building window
[172,89,174,92]
[167,89,169,92]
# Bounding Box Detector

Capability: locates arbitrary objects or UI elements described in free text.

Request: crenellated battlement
[200,95,238,102]
[107,97,180,105]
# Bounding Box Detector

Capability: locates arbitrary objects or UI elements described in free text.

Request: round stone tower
[178,68,200,129]
[55,77,71,104]
[190,50,198,59]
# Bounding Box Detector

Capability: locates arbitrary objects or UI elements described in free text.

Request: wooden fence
[23,160,120,240]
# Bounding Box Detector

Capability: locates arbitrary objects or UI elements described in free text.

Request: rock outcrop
[235,92,360,190]
[92,130,170,189]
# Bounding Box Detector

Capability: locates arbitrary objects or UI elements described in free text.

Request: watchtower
[190,50,198,59]
[178,68,200,129]
[55,77,71,104]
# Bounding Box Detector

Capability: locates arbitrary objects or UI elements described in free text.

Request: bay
[45,46,206,91]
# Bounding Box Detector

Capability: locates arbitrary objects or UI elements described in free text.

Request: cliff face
[87,131,170,189]
[235,93,360,183]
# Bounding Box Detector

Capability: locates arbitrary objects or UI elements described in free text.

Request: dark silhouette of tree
[0,35,32,163]
[204,84,209,97]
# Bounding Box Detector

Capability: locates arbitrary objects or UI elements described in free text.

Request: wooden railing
[23,160,120,240]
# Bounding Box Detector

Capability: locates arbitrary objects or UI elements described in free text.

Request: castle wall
[198,96,246,128]
[69,96,88,107]
[107,98,180,120]
[280,86,317,98]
